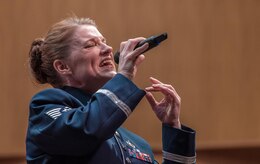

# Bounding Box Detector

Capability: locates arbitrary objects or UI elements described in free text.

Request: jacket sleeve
[27,74,146,156]
[161,124,196,164]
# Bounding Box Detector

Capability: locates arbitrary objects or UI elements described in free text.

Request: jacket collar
[61,86,92,105]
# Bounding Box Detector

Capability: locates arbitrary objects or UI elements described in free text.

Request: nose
[100,43,113,56]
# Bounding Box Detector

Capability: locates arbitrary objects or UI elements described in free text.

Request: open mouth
[99,59,114,67]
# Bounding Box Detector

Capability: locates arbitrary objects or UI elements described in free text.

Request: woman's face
[66,25,116,93]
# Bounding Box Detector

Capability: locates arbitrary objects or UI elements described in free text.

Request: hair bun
[29,38,48,84]
[32,39,44,63]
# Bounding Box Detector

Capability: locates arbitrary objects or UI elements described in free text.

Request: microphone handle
[114,33,167,64]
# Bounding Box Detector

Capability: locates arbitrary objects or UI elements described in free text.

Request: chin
[99,71,116,80]
[106,71,117,78]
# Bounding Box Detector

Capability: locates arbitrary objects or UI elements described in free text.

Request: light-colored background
[0,0,259,162]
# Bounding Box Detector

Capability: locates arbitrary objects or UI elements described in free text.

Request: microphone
[114,33,168,64]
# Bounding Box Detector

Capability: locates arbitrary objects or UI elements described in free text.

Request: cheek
[74,59,90,73]
[69,50,100,75]
[73,57,98,76]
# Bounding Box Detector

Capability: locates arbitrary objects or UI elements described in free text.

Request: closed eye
[84,40,97,49]
[83,37,107,49]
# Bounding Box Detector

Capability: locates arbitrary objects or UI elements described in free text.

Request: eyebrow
[82,36,106,45]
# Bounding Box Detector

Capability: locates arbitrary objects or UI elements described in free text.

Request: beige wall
[0,0,259,157]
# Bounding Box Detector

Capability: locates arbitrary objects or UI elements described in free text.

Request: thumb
[145,92,157,108]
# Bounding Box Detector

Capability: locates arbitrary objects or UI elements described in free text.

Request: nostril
[101,46,113,56]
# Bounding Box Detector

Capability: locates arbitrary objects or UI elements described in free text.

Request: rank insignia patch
[126,141,153,163]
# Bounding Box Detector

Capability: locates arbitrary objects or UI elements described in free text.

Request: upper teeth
[101,60,110,66]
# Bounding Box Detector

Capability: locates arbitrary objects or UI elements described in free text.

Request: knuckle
[120,41,126,47]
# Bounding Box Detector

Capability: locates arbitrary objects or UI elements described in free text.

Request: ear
[53,59,72,75]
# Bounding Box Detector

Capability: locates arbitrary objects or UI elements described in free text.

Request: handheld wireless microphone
[114,33,168,64]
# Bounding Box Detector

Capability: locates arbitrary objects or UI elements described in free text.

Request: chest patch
[126,140,153,163]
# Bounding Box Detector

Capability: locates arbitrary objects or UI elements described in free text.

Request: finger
[120,38,144,56]
[135,54,145,66]
[149,77,163,84]
[126,37,146,52]
[150,84,181,102]
[149,78,177,95]
[151,82,176,92]
[119,41,127,52]
[144,86,155,91]
[120,40,133,57]
[120,38,147,63]
[132,43,149,59]
[146,85,175,101]
[147,77,181,101]
[145,92,157,108]
[145,84,166,92]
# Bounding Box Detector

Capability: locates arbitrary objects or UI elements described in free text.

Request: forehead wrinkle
[73,26,105,46]
[77,25,103,39]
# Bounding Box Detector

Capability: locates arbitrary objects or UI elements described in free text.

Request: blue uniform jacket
[26,74,196,164]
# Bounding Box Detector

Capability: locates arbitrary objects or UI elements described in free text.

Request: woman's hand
[117,38,148,80]
[145,77,181,129]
